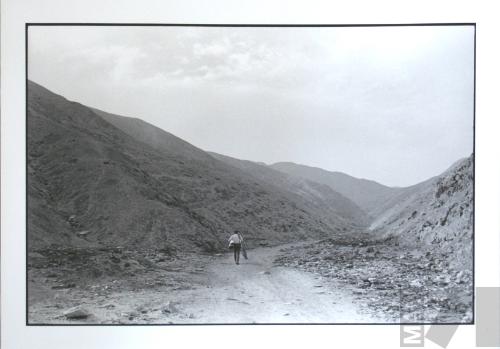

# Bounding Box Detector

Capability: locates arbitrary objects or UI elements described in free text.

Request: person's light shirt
[228,234,242,244]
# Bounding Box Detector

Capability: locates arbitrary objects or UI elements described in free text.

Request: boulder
[63,306,90,319]
[455,270,468,284]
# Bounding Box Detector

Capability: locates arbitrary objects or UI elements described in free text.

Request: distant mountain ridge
[270,162,404,217]
[208,152,371,229]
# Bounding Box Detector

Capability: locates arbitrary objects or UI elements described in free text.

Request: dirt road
[164,243,386,323]
[29,243,388,324]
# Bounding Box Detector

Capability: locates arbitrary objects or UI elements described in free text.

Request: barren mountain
[27,81,365,252]
[369,156,473,269]
[270,155,473,267]
[208,152,370,229]
[92,108,213,164]
[94,107,371,233]
[270,162,404,217]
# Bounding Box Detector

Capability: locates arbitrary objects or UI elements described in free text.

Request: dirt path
[29,243,389,324]
[149,243,387,323]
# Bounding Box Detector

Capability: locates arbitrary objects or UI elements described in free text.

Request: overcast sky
[28,25,474,187]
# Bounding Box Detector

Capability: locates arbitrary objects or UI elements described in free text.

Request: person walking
[228,231,243,265]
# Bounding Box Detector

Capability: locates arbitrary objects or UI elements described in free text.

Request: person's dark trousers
[233,243,241,264]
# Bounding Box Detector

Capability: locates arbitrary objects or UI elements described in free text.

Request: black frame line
[25,22,476,326]
[26,23,476,27]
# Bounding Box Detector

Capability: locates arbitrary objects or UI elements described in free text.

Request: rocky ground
[28,247,209,323]
[28,236,472,324]
[274,234,473,323]
[28,242,386,324]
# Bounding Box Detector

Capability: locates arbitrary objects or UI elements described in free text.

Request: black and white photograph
[26,24,474,324]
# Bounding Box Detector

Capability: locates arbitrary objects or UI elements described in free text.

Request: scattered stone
[29,252,45,259]
[410,280,423,287]
[63,306,90,320]
[273,236,472,323]
[52,283,76,289]
[455,270,468,284]
[161,301,179,314]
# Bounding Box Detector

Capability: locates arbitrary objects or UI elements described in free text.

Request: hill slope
[369,156,473,268]
[270,162,403,217]
[92,108,213,164]
[27,81,365,252]
[94,107,370,232]
[209,152,371,229]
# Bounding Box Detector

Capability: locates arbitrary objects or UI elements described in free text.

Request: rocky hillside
[27,81,368,252]
[270,162,404,217]
[92,108,213,164]
[273,157,474,323]
[369,156,473,269]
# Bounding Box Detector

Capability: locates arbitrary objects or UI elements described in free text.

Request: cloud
[28,25,474,186]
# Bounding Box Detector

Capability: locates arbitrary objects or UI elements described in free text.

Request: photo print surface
[27,24,474,324]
